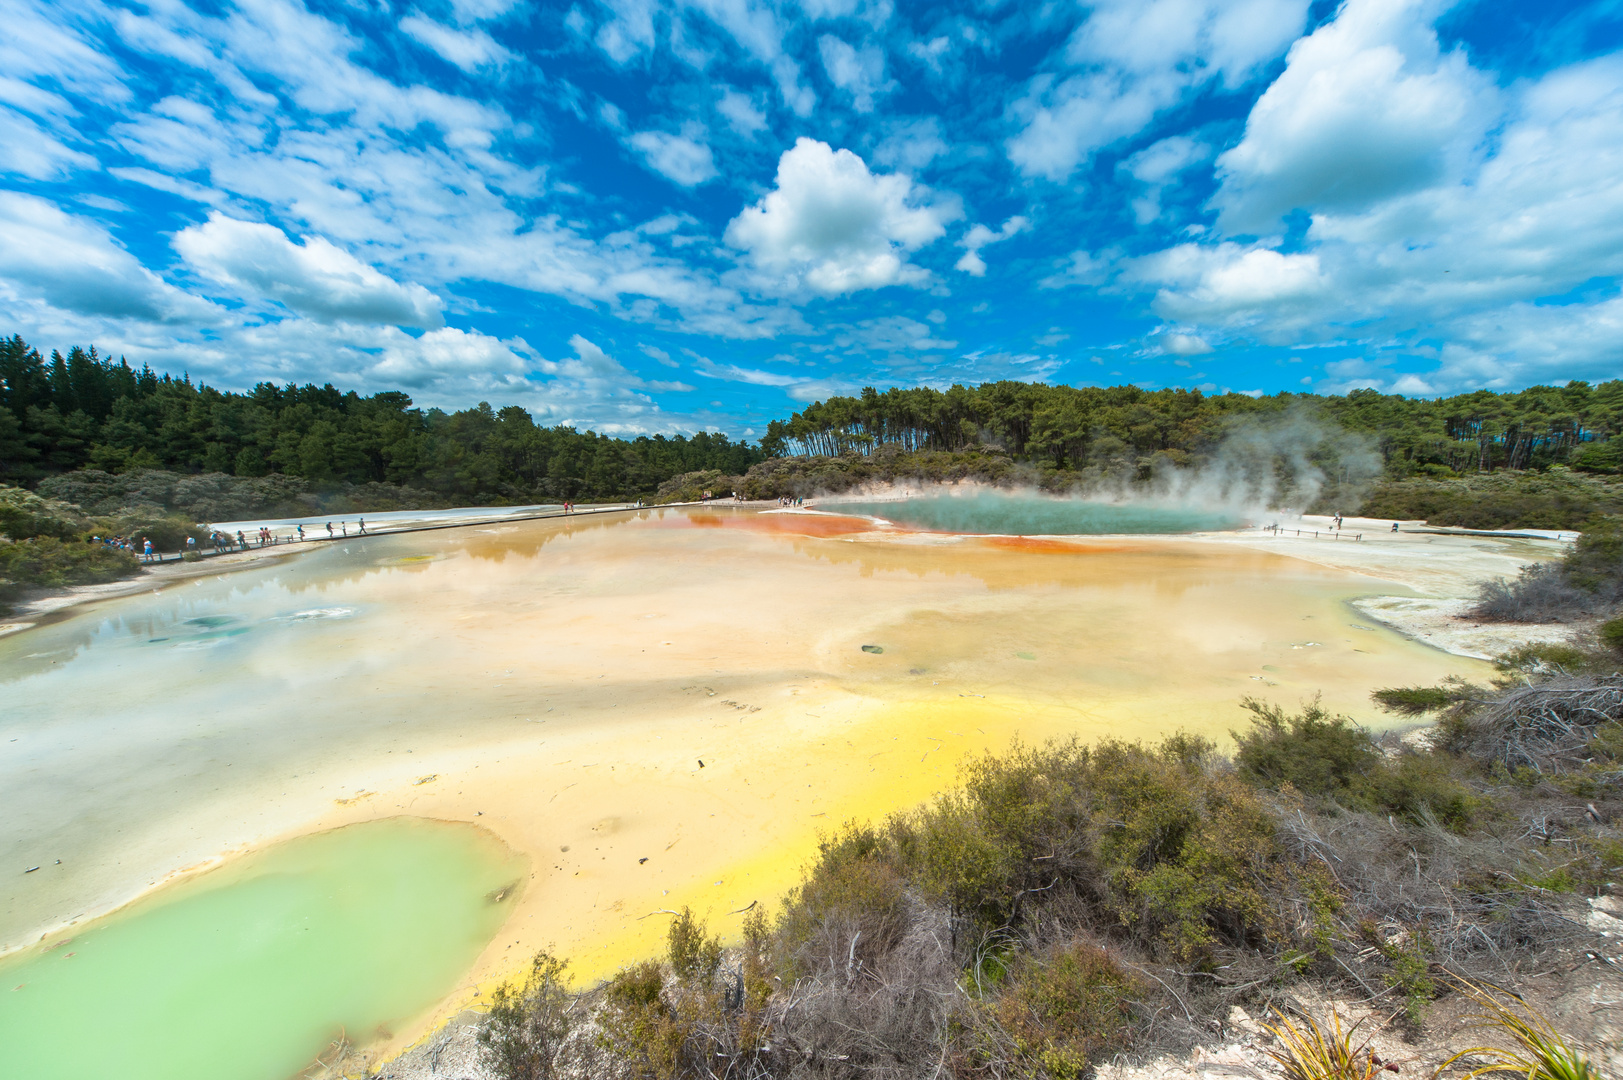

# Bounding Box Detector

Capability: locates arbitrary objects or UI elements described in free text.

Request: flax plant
[1259,1008,1384,1080]
[1433,980,1599,1080]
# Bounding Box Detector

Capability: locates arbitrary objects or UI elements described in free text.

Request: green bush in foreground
[478,952,574,1080]
[790,735,1321,965]
[1233,698,1378,796]
[984,942,1142,1079]
[1239,697,1479,831]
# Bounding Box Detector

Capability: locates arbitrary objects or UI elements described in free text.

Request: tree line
[760,381,1623,476]
[4,334,1621,508]
[0,336,764,502]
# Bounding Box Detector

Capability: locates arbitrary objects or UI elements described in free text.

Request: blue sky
[2,0,1622,438]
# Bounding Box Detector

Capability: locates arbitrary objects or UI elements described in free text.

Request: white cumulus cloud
[725,138,958,295]
[627,127,718,186]
[1212,0,1496,233]
[1007,0,1310,182]
[1160,332,1213,355]
[955,216,1030,276]
[0,193,217,323]
[1118,1,1623,391]
[1127,243,1328,321]
[371,326,526,385]
[0,105,95,180]
[173,213,445,328]
[716,87,768,135]
[1121,135,1213,222]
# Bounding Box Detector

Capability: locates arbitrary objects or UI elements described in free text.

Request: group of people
[776,496,804,507]
[92,533,168,562]
[91,517,379,568]
[198,518,369,552]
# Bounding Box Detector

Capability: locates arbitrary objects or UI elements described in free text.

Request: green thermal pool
[820,490,1245,535]
[0,818,524,1080]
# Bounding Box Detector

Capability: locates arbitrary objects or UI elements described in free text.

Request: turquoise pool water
[0,818,524,1080]
[821,491,1244,535]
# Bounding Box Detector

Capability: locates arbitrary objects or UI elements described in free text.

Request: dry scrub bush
[1473,565,1600,624]
[1441,676,1623,778]
[1471,516,1623,623]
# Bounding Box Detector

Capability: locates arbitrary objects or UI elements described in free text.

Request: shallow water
[0,506,1490,1059]
[820,490,1244,534]
[0,818,523,1080]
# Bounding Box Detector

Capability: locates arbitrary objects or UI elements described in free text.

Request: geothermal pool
[820,490,1245,534]
[0,819,522,1080]
[0,502,1492,1073]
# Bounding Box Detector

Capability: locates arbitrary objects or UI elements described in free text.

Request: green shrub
[1235,701,1478,831]
[478,952,574,1080]
[1600,616,1623,655]
[1361,921,1435,1025]
[1233,698,1379,798]
[1573,437,1623,475]
[0,537,139,596]
[1493,642,1605,682]
[1103,761,1290,960]
[1564,516,1623,593]
[1358,472,1623,530]
[988,941,1141,1079]
[1358,754,1479,832]
[775,823,911,978]
[1371,686,1456,715]
[108,515,208,554]
[666,907,721,984]
[900,737,1303,963]
[0,485,86,541]
[655,470,742,503]
[598,961,681,1079]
